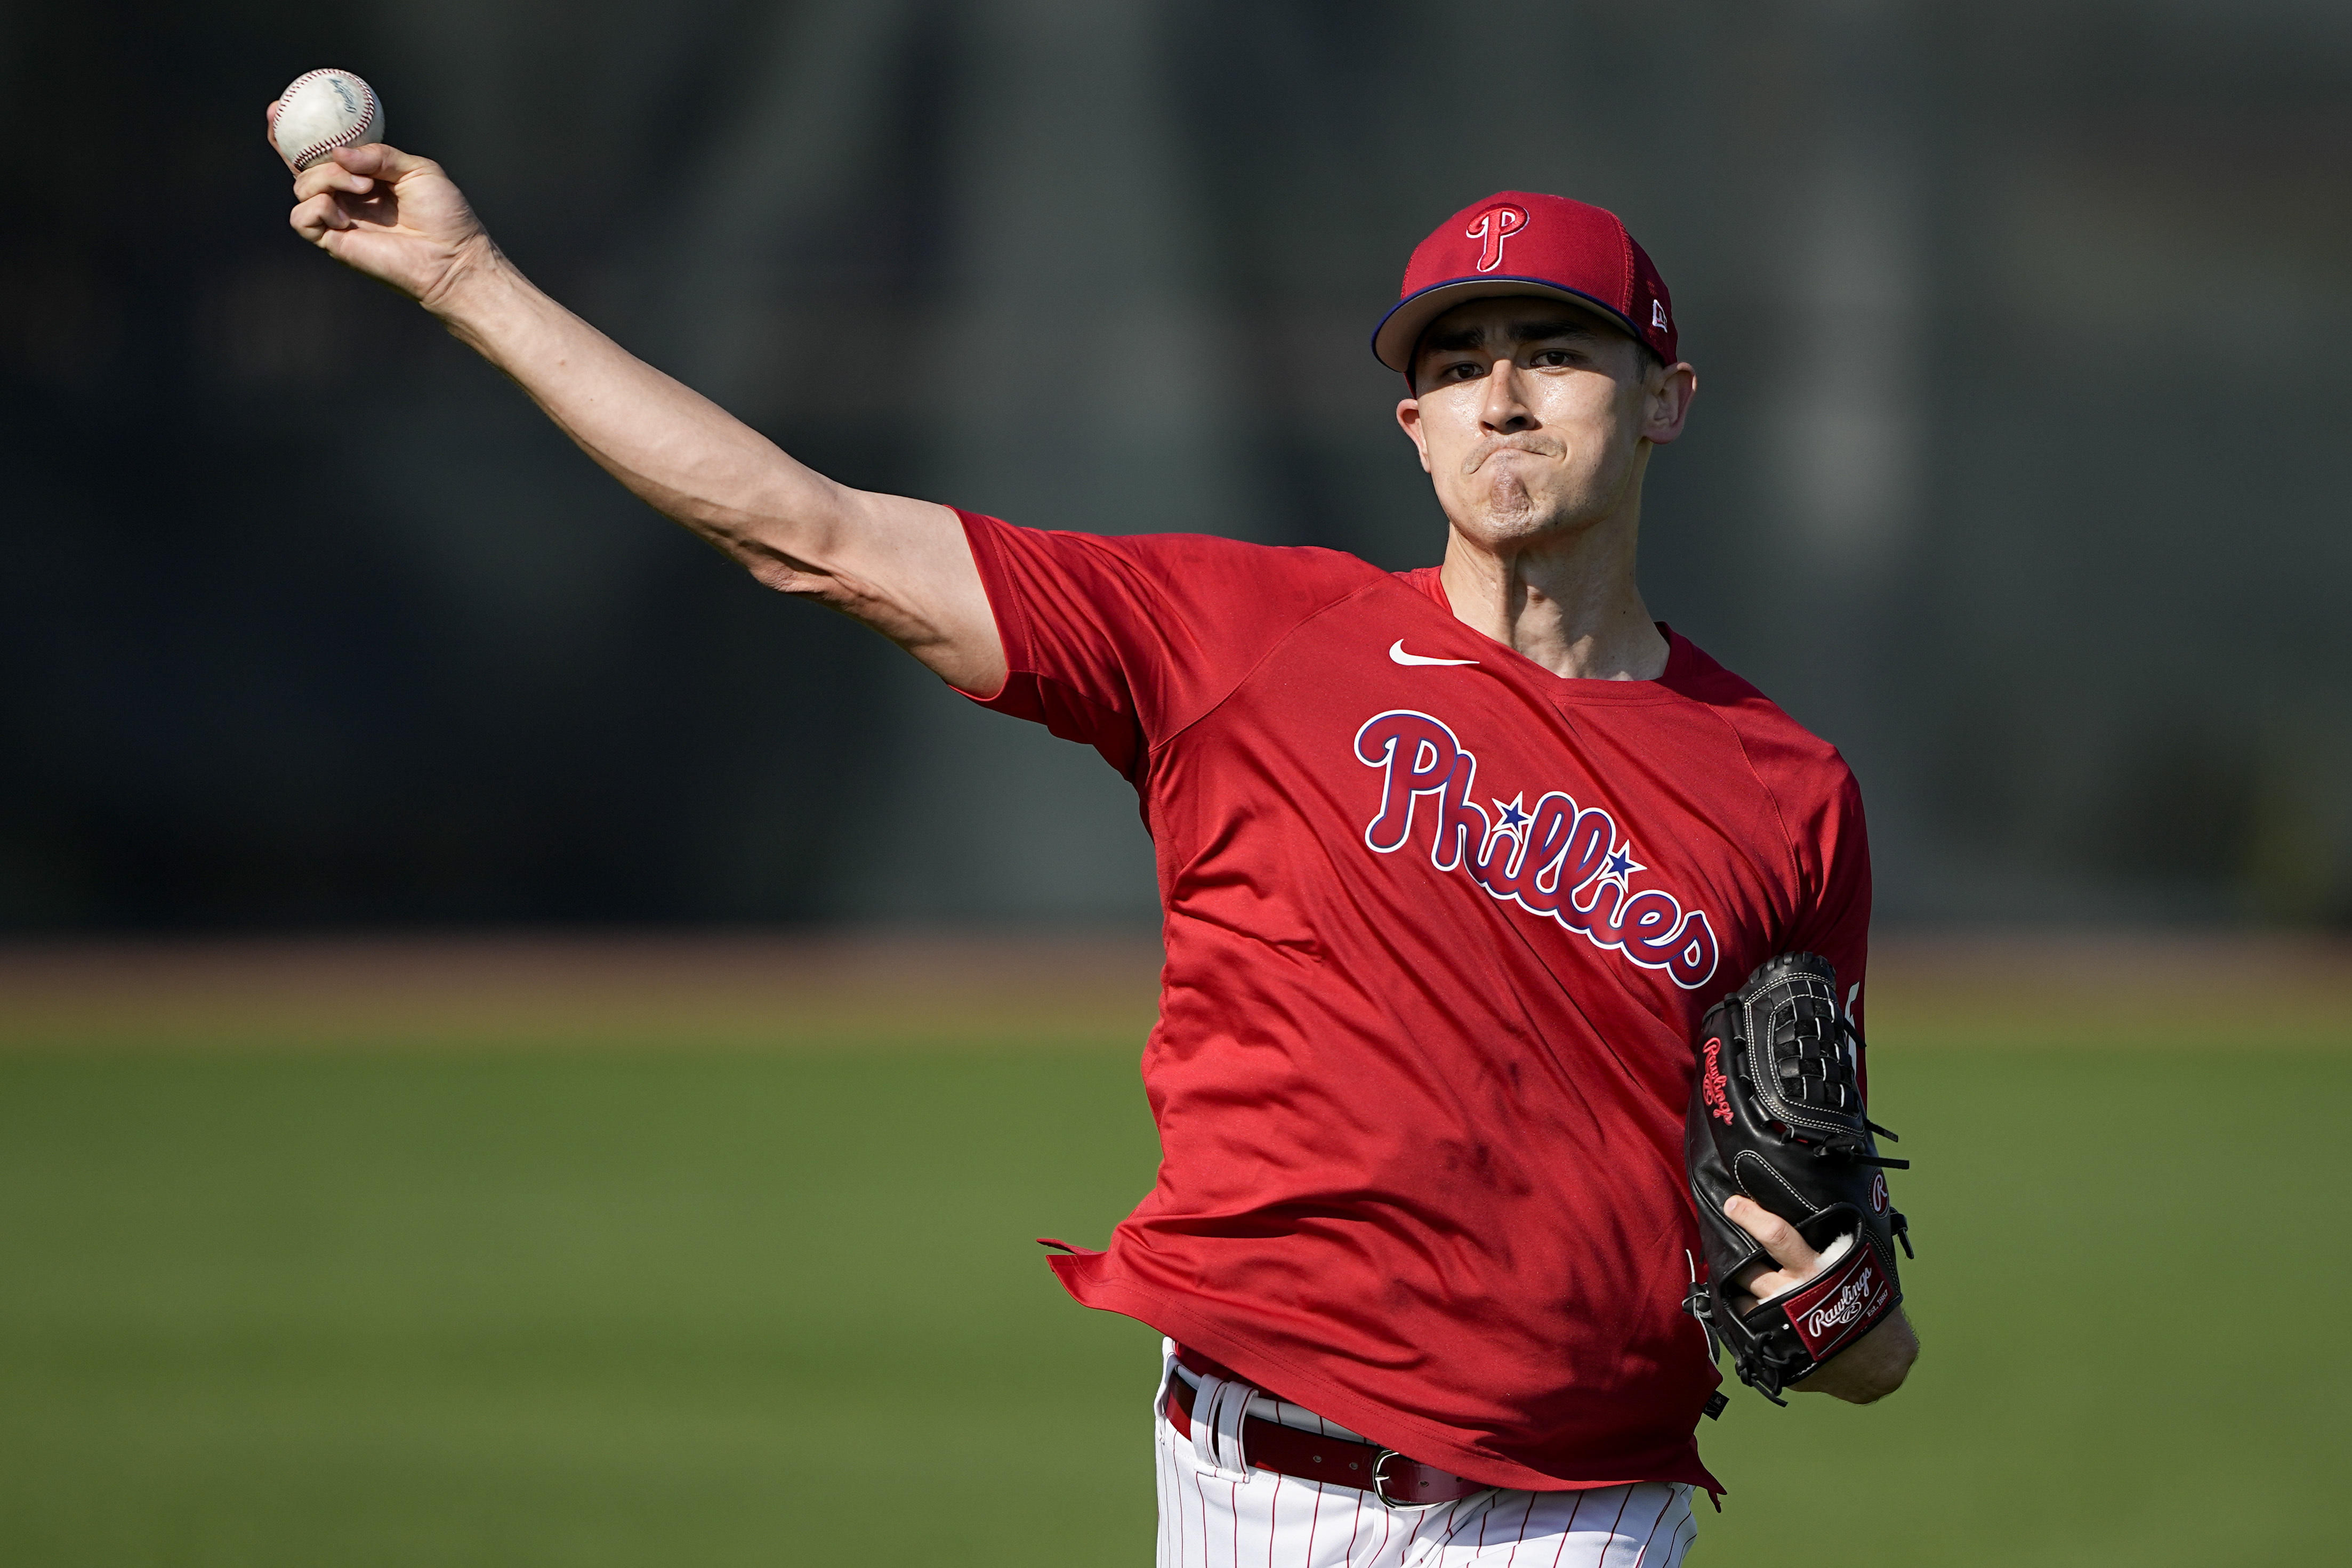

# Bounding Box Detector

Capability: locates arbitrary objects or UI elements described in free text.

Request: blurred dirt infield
[0,929,2342,1050]
[0,932,1164,1050]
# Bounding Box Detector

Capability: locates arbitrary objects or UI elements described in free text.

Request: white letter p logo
[1467,206,1529,274]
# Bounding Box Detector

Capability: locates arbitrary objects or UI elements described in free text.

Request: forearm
[281,138,1002,688]
[1796,1307,1918,1403]
[427,242,845,576]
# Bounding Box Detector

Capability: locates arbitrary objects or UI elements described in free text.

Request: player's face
[1395,299,1695,551]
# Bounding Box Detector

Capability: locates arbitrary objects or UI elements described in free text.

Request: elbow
[738,541,855,610]
[742,553,826,598]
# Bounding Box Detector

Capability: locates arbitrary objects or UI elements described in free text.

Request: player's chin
[1454,498,1591,549]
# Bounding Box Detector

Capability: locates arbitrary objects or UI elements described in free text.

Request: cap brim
[1370,277,1642,375]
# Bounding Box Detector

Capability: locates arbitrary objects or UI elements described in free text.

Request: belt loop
[1212,1375,1254,1482]
[1188,1372,1226,1473]
[1185,1370,1259,1483]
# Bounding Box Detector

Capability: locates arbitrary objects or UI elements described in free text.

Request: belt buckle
[1369,1449,1411,1508]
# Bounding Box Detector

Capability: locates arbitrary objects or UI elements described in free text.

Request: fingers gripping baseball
[271,105,491,308]
[1722,1194,1828,1307]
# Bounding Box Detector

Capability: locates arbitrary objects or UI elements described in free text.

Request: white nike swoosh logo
[1388,639,1479,667]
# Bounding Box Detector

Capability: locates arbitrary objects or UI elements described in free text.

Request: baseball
[273,68,383,171]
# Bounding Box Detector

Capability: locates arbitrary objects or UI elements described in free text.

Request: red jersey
[955,512,1871,1494]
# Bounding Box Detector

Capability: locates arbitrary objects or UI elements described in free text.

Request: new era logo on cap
[1371,191,1679,374]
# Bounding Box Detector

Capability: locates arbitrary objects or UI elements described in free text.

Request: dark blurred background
[4,0,2347,932]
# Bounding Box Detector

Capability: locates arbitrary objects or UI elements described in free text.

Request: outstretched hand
[1722,1194,1919,1402]
[268,100,493,310]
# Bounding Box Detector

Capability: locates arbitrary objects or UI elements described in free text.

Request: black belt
[1166,1366,1489,1507]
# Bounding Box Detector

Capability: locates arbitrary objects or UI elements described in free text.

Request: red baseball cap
[1371,191,1678,376]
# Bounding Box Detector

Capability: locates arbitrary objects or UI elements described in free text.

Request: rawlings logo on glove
[1700,1038,1733,1124]
[1682,953,1914,1403]
[1784,1248,1890,1356]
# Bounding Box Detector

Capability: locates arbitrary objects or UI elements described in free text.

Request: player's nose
[1478,359,1535,433]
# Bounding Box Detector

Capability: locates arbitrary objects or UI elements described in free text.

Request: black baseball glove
[1683,952,1912,1402]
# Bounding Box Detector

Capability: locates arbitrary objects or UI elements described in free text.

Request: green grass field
[0,1037,2340,1565]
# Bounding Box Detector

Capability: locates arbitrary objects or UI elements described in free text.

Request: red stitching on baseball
[277,69,380,168]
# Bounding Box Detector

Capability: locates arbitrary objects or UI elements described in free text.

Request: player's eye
[1530,349,1573,367]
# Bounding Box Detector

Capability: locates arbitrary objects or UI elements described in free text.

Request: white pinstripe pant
[1151,1344,1696,1568]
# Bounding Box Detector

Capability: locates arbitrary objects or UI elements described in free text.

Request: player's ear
[1640,362,1697,447]
[1396,398,1435,474]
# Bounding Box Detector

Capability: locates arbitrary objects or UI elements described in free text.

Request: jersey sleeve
[1781,761,1874,1079]
[953,510,1379,780]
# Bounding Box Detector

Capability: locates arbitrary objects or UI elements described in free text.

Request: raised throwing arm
[276,122,1005,695]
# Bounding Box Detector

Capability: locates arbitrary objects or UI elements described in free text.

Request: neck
[1436,491,1669,681]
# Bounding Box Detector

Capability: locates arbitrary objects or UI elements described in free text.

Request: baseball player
[280,117,1917,1563]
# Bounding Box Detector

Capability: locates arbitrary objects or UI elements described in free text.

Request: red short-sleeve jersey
[955,512,1871,1495]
